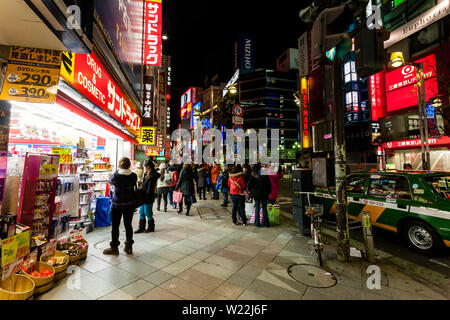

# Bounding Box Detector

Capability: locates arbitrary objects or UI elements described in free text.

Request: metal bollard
[361,211,376,263]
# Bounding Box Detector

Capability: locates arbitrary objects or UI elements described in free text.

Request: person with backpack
[220,166,230,207]
[104,158,138,255]
[228,166,247,226]
[156,163,172,212]
[134,160,160,234]
[197,164,207,200]
[175,164,196,216]
[247,164,272,228]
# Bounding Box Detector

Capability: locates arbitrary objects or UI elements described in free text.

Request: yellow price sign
[0,46,62,104]
[1,237,17,268]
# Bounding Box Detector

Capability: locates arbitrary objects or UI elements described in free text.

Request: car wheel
[402,220,443,256]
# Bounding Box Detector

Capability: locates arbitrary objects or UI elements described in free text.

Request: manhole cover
[287,264,337,288]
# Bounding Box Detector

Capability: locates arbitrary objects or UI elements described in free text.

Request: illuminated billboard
[181,88,192,121]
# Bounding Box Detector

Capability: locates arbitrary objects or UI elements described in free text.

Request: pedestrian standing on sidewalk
[197,164,207,200]
[228,166,248,226]
[134,160,160,234]
[220,166,230,207]
[167,161,180,209]
[176,164,196,216]
[247,164,272,228]
[206,164,212,194]
[156,163,171,212]
[133,161,143,189]
[104,158,138,255]
[268,166,283,205]
[211,163,221,200]
[243,164,252,185]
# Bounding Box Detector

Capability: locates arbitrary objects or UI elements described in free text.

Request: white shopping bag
[245,201,254,219]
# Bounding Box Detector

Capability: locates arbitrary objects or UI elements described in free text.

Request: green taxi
[314,171,450,256]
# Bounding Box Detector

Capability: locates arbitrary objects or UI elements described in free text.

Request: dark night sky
[163,0,312,130]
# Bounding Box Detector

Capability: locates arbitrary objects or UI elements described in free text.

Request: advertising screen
[385,54,438,112]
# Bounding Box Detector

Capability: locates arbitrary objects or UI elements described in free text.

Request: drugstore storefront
[0,47,141,241]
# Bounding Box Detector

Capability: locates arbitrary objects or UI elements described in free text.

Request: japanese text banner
[144,0,162,66]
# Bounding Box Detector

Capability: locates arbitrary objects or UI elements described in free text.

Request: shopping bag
[268,204,281,225]
[190,195,197,204]
[250,207,264,225]
[173,190,183,203]
[245,201,254,219]
[94,197,111,227]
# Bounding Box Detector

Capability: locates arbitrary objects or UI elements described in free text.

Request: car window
[368,175,411,200]
[347,175,368,194]
[426,175,450,199]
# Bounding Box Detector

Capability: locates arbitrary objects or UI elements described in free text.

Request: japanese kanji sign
[0,46,62,103]
[142,75,154,124]
[138,126,156,145]
[144,0,162,66]
[60,51,142,136]
[145,147,160,157]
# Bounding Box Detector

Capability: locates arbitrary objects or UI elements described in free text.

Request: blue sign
[94,0,144,96]
[191,102,202,129]
[236,34,255,74]
[426,104,435,119]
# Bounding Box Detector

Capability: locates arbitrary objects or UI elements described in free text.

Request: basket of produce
[40,251,69,282]
[57,242,81,266]
[75,239,89,260]
[22,262,55,295]
[0,274,35,300]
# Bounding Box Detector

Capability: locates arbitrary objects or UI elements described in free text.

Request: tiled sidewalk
[39,199,449,300]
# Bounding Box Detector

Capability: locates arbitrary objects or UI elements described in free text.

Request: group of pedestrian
[103,157,283,256]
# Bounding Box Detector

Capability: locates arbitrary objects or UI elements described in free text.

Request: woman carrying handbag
[175,164,196,216]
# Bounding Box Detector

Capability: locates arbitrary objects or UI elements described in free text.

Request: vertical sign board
[144,0,163,66]
[166,56,172,131]
[236,34,255,75]
[94,0,144,95]
[0,47,62,104]
[300,78,310,149]
[298,32,309,77]
[142,75,155,126]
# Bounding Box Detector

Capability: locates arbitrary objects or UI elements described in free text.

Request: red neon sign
[369,71,386,121]
[144,0,162,66]
[60,52,141,135]
[385,54,438,112]
[302,88,309,147]
[383,136,450,150]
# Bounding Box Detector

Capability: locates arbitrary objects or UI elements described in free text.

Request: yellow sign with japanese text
[0,46,62,103]
[1,231,30,268]
[138,127,156,146]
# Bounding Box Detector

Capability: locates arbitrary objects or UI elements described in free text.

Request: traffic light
[355,26,391,79]
[311,5,355,65]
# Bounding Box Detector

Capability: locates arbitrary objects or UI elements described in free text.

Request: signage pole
[333,58,350,263]
[416,62,430,171]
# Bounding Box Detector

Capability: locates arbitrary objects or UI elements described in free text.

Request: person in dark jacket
[220,166,230,207]
[167,162,180,209]
[197,164,207,200]
[135,160,160,234]
[104,158,138,255]
[175,164,195,216]
[247,165,272,228]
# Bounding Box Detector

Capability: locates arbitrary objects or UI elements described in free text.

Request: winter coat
[157,169,172,189]
[268,172,283,201]
[197,167,207,188]
[211,164,221,184]
[228,172,246,195]
[141,170,160,204]
[167,165,179,188]
[221,171,230,191]
[109,169,138,209]
[176,168,195,197]
[247,172,272,201]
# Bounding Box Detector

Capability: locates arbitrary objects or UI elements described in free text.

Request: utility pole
[332,58,351,262]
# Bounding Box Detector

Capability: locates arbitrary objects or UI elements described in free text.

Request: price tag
[1,258,24,281]
[42,239,57,258]
[16,231,30,260]
[70,229,85,242]
[1,237,17,268]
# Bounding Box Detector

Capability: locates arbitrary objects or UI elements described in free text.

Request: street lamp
[389,51,431,171]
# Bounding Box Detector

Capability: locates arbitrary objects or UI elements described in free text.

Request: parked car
[314,171,450,256]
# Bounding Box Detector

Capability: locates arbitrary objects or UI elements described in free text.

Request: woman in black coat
[197,164,208,200]
[175,164,196,216]
[247,165,272,227]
